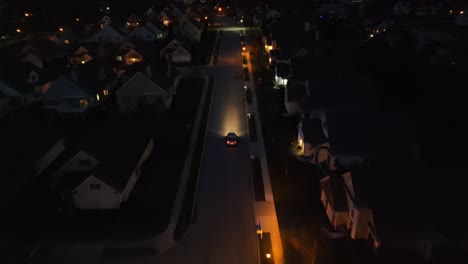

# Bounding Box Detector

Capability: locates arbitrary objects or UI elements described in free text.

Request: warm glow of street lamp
[461,10,465,15]
[24,13,30,17]
[218,7,222,12]
[16,28,21,33]
[59,27,63,32]
[76,18,80,22]
[266,253,271,258]
[205,16,208,20]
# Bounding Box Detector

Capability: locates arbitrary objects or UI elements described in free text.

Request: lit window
[131,57,138,62]
[81,60,85,64]
[116,56,122,61]
[79,99,88,107]
[64,39,70,44]
[16,28,21,33]
[96,94,100,101]
[103,89,109,96]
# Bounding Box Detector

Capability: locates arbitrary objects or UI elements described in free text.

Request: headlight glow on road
[220,105,242,137]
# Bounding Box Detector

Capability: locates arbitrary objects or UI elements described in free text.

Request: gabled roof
[80,117,152,191]
[120,59,172,92]
[67,61,116,94]
[187,17,203,31]
[321,172,349,212]
[145,21,164,34]
[21,39,66,60]
[300,118,328,146]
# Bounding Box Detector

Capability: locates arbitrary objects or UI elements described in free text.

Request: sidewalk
[244,50,285,264]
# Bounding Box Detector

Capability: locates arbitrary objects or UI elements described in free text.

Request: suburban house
[160,38,192,63]
[94,25,125,43]
[320,169,380,247]
[116,60,176,113]
[20,39,67,64]
[42,62,118,118]
[68,46,94,65]
[0,63,51,111]
[54,117,154,209]
[0,103,64,206]
[132,21,167,42]
[180,17,204,42]
[296,115,330,159]
[116,48,144,65]
[53,26,81,47]
[20,52,44,69]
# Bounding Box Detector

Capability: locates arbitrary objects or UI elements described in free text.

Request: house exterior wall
[73,176,122,209]
[333,211,348,229]
[349,208,373,240]
[171,49,191,63]
[124,54,143,65]
[32,138,65,178]
[121,138,153,201]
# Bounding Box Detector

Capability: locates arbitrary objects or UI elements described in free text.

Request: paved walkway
[244,51,285,264]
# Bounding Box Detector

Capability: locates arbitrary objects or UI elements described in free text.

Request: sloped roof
[67,61,116,95]
[321,172,349,212]
[120,59,172,92]
[0,63,39,95]
[79,116,152,192]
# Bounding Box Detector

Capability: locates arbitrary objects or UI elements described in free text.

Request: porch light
[247,113,251,119]
[266,253,271,259]
[218,7,222,12]
[24,13,30,17]
[59,27,63,32]
[16,28,21,33]
[76,18,80,22]
[461,10,465,15]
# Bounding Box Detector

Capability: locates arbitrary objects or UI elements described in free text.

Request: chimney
[304,21,310,32]
[146,63,152,78]
[70,70,78,82]
[99,67,106,80]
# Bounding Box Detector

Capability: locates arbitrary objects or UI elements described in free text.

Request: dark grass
[251,157,265,201]
[248,115,257,141]
[173,77,213,241]
[0,78,205,246]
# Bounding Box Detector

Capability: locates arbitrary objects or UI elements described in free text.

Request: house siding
[32,138,65,178]
[50,151,99,187]
[73,176,121,209]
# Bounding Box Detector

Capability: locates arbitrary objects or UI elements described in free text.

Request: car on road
[225,132,238,146]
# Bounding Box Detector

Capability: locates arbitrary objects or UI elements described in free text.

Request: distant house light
[76,18,80,22]
[116,56,122,61]
[24,13,30,17]
[103,89,109,96]
[59,27,63,32]
[81,60,85,64]
[80,99,88,107]
[461,10,465,15]
[64,39,70,44]
[16,28,21,33]
[96,94,100,101]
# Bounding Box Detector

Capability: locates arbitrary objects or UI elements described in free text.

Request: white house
[160,38,192,63]
[180,17,204,42]
[54,118,154,209]
[116,61,175,113]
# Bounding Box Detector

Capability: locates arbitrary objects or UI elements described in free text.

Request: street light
[266,253,271,259]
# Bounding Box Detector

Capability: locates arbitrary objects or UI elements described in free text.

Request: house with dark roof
[116,59,176,113]
[180,17,204,42]
[68,46,93,66]
[160,38,192,64]
[54,117,154,209]
[284,79,307,114]
[42,62,118,118]
[20,39,67,64]
[0,103,64,207]
[132,21,167,42]
[320,169,380,247]
[53,26,81,47]
[297,115,329,159]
